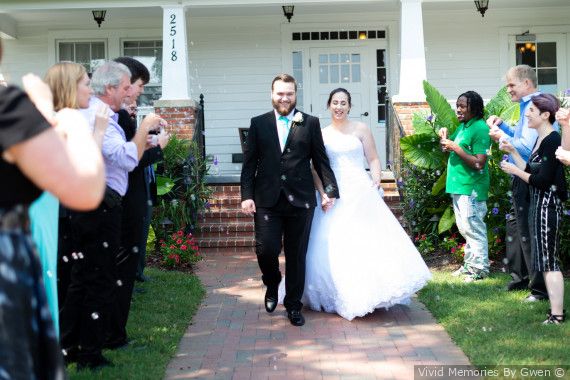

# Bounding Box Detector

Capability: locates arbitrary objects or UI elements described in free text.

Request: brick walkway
[164,249,470,380]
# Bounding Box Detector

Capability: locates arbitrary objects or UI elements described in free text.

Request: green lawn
[418,271,570,366]
[67,267,205,380]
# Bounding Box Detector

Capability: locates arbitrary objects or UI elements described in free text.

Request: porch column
[160,5,190,100]
[393,0,427,102]
[155,5,197,140]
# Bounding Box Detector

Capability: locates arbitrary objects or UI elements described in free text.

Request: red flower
[174,254,180,263]
[451,247,456,253]
[170,245,175,249]
[186,239,191,244]
[186,233,193,238]
[176,239,182,244]
[177,230,184,236]
[180,245,187,251]
[159,239,165,243]
[161,243,166,248]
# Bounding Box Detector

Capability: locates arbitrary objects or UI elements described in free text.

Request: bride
[282,88,431,321]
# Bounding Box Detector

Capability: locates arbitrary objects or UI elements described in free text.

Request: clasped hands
[240,194,336,216]
[437,127,457,153]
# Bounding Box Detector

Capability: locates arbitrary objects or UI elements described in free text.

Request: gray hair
[91,61,131,96]
[507,65,538,88]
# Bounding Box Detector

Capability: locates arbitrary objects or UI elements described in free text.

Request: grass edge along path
[68,267,205,380]
[418,270,570,367]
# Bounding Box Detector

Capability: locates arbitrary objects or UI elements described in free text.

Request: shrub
[152,136,212,236]
[158,230,201,269]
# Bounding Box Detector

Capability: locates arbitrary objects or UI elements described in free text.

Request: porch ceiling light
[474,0,489,17]
[92,10,106,28]
[282,5,294,23]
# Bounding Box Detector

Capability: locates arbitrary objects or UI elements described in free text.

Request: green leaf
[412,111,434,134]
[156,175,176,196]
[400,133,447,169]
[438,205,456,234]
[499,103,520,126]
[423,81,459,133]
[484,86,511,119]
[431,169,447,196]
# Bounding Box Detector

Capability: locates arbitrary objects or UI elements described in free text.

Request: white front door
[309,46,386,168]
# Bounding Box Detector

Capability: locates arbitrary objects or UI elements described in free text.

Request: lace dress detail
[280,127,431,320]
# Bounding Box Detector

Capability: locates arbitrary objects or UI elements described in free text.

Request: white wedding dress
[280,127,432,321]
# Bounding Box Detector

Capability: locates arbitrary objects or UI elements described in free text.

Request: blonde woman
[29,62,108,335]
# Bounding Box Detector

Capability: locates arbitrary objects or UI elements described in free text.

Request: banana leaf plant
[400,82,519,234]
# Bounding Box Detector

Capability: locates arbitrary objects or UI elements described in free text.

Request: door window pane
[341,64,350,83]
[352,64,361,82]
[537,42,556,67]
[330,65,339,83]
[292,51,304,109]
[319,65,329,84]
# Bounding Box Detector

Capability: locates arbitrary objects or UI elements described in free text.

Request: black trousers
[254,192,315,311]
[506,176,547,297]
[59,198,121,361]
[57,208,73,311]
[107,195,147,344]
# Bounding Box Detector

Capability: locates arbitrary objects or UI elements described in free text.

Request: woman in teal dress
[29,62,98,334]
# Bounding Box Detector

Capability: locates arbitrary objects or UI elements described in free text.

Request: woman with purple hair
[500,93,566,324]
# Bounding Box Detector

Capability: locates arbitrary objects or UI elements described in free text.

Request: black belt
[0,204,30,230]
[103,186,123,209]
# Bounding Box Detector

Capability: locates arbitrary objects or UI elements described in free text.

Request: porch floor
[164,248,471,379]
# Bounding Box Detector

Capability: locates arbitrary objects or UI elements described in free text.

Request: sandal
[542,310,566,325]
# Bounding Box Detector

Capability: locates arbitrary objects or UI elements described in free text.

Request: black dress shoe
[264,286,278,313]
[287,310,305,326]
[77,354,113,371]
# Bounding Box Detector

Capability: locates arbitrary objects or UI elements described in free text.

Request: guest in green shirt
[438,91,491,282]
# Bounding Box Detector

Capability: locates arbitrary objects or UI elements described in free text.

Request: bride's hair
[327,88,351,108]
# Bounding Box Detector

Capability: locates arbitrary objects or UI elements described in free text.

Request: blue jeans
[452,192,489,277]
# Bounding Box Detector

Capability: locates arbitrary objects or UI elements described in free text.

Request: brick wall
[154,99,198,140]
[392,102,431,136]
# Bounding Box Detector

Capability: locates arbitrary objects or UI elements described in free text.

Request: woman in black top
[500,93,566,325]
[0,40,105,379]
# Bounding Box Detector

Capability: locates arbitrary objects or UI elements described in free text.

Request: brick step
[194,236,256,248]
[194,221,255,239]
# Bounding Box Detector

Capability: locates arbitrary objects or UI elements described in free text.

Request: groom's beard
[273,99,296,116]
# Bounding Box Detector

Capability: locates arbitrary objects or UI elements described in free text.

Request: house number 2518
[169,13,177,61]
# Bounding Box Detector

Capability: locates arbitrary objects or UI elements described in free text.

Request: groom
[241,74,339,326]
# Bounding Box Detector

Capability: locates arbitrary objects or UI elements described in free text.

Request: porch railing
[385,96,406,180]
[193,94,206,160]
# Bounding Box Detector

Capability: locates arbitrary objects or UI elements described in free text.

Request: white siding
[423,6,570,100]
[187,17,283,175]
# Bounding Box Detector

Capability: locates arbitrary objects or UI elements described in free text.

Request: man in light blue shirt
[487,64,548,302]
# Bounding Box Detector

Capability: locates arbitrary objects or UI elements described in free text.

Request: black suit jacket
[240,110,339,208]
[117,110,163,212]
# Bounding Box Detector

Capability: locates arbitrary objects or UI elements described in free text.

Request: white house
[1,0,570,177]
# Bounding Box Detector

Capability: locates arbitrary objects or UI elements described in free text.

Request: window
[58,41,106,74]
[123,40,163,106]
[318,53,361,84]
[292,30,386,41]
[516,39,558,94]
[292,51,304,110]
[376,49,387,122]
